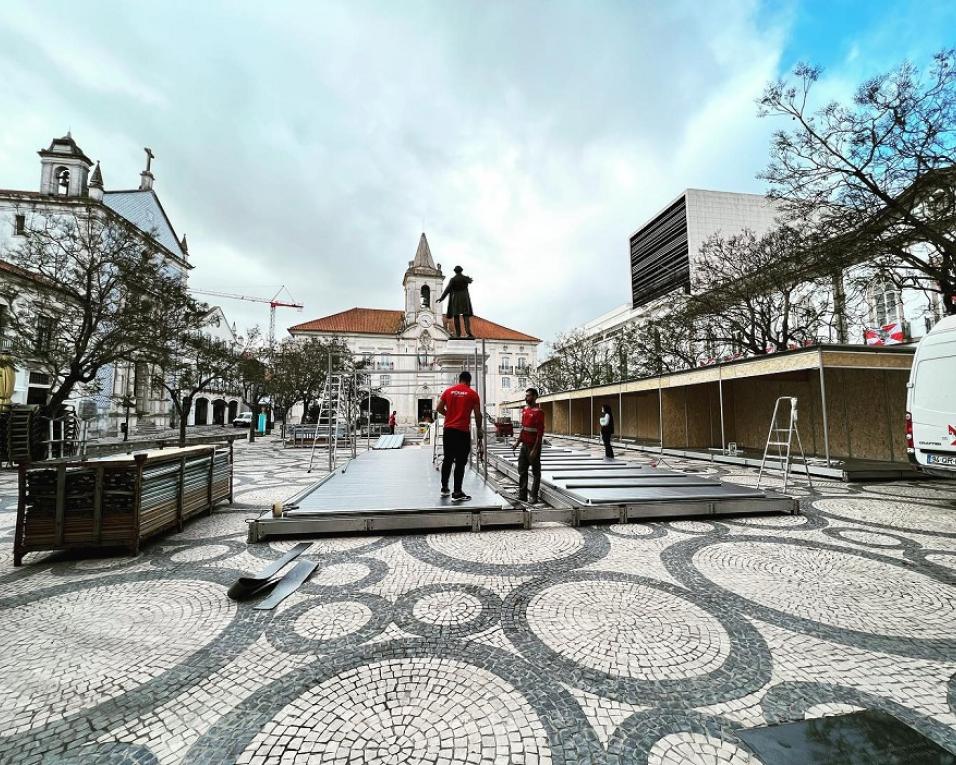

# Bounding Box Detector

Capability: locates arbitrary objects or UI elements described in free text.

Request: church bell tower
[403,233,445,327]
[38,132,93,197]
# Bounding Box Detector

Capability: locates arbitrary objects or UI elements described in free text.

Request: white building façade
[287,234,540,427]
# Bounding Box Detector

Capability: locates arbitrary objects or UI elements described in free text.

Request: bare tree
[623,300,711,375]
[533,329,606,393]
[687,228,833,354]
[0,206,189,419]
[758,50,956,314]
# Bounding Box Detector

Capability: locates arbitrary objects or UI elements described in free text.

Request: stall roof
[505,344,915,407]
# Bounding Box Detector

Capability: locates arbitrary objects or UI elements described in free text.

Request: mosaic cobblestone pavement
[1,437,955,764]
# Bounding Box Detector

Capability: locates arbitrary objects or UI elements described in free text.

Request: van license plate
[927,454,956,467]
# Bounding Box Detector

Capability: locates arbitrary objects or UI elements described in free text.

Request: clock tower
[403,232,445,327]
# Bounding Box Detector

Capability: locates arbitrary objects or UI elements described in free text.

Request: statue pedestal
[439,338,483,368]
[445,338,478,352]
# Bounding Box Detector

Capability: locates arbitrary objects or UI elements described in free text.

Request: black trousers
[389,424,395,435]
[601,428,614,458]
[517,442,541,502]
[441,427,471,493]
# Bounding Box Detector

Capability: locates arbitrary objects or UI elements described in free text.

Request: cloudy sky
[1,1,953,346]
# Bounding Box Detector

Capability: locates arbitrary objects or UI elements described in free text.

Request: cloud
[0,0,945,344]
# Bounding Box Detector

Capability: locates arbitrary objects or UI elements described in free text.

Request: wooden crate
[13,442,234,566]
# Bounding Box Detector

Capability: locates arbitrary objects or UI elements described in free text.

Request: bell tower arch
[38,132,93,197]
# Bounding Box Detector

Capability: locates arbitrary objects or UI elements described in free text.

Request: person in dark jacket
[599,405,614,458]
[437,266,474,338]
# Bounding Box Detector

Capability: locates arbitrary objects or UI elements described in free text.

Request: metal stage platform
[249,441,796,542]
[249,447,520,540]
[486,444,798,521]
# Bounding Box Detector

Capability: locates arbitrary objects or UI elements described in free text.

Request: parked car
[233,411,253,428]
[906,314,956,477]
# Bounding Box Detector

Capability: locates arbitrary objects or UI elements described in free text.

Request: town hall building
[287,234,540,427]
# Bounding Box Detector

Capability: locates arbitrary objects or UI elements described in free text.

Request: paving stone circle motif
[526,578,731,681]
[236,657,553,765]
[0,436,954,764]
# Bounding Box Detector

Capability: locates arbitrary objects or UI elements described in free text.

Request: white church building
[288,234,540,427]
[0,132,242,436]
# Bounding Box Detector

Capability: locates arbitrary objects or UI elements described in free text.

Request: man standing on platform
[388,411,397,435]
[514,387,544,505]
[436,370,483,502]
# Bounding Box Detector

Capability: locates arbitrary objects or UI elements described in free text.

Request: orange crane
[189,286,303,344]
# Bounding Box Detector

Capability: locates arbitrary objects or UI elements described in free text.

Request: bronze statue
[438,266,474,338]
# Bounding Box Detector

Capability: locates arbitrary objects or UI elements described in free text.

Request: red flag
[864,321,906,346]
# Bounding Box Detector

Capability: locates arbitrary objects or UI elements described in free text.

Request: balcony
[498,365,514,375]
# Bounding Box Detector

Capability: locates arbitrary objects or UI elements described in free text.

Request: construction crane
[189,286,304,344]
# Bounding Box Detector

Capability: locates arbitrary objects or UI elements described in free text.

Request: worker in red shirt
[388,411,397,435]
[436,370,483,502]
[513,387,544,504]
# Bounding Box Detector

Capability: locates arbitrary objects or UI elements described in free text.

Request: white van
[906,314,956,477]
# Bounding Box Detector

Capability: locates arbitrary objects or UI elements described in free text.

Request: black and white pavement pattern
[0,437,954,764]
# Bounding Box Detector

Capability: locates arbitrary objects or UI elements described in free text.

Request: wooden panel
[684,384,714,448]
[552,399,569,435]
[661,388,686,447]
[821,350,915,370]
[619,393,637,438]
[839,368,905,461]
[823,368,851,459]
[727,375,822,456]
[541,402,554,434]
[882,369,909,462]
[637,392,661,441]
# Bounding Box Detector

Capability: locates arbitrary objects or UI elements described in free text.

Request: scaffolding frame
[305,343,490,482]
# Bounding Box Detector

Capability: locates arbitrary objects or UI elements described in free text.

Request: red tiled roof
[289,308,404,335]
[288,307,540,342]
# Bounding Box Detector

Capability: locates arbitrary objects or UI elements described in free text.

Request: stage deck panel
[373,434,405,450]
[287,448,507,515]
[490,446,790,509]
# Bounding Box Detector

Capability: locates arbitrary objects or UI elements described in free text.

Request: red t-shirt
[388,414,396,426]
[519,406,545,446]
[440,384,480,432]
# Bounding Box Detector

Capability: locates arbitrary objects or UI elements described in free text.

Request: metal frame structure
[303,344,492,477]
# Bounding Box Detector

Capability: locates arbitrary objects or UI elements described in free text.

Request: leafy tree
[238,347,271,443]
[0,206,189,419]
[268,336,352,428]
[146,301,248,447]
[759,50,956,315]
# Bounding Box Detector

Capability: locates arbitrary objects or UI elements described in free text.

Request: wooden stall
[13,443,233,565]
[502,345,915,473]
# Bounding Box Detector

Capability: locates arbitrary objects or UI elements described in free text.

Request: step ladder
[308,372,351,473]
[756,396,813,492]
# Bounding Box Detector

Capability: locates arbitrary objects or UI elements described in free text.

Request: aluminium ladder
[756,396,813,492]
[307,372,347,473]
